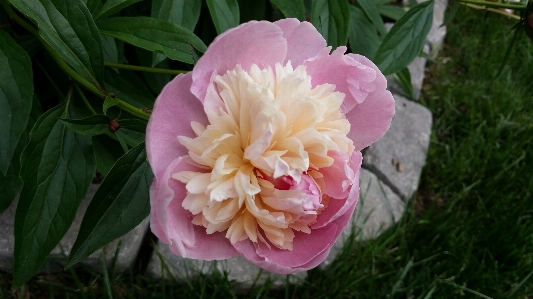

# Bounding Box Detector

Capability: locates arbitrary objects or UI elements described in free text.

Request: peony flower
[146,19,395,274]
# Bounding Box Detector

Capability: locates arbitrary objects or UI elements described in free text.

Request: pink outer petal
[304,47,386,113]
[313,151,362,229]
[150,156,239,260]
[191,21,288,103]
[273,19,327,66]
[234,201,358,274]
[345,89,395,152]
[146,73,208,180]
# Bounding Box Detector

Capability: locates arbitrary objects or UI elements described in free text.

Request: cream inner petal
[175,62,354,250]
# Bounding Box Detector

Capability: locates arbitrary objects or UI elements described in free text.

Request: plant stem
[458,0,526,9]
[463,3,521,19]
[104,61,188,75]
[2,1,151,121]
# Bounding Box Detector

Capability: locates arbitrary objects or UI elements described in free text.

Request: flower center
[173,62,354,250]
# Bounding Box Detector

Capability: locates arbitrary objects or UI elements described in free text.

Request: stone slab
[146,242,306,290]
[362,94,432,200]
[319,169,405,268]
[0,183,149,274]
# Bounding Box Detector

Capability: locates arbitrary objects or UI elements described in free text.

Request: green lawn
[2,6,532,299]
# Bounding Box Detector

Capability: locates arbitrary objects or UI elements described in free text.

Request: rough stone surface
[146,242,306,289]
[320,169,405,268]
[0,183,149,274]
[362,95,432,200]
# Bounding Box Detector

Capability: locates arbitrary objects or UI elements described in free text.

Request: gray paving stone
[319,169,405,268]
[146,242,306,289]
[362,95,432,201]
[0,183,149,274]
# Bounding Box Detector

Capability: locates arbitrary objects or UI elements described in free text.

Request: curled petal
[304,47,384,113]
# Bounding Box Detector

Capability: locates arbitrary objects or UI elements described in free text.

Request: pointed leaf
[349,5,381,59]
[115,119,146,147]
[93,0,142,21]
[373,1,434,76]
[150,0,201,66]
[0,31,33,176]
[8,0,104,85]
[356,0,387,36]
[60,115,110,136]
[378,5,406,21]
[206,0,240,34]
[67,142,153,267]
[270,0,305,20]
[98,16,207,65]
[311,0,350,49]
[14,103,96,288]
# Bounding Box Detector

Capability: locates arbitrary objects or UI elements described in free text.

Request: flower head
[147,19,394,274]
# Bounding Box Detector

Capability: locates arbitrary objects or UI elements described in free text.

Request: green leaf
[151,0,200,31]
[103,94,120,116]
[104,69,154,108]
[66,142,153,267]
[93,0,141,20]
[0,95,42,214]
[101,35,118,64]
[98,16,207,65]
[270,0,305,20]
[378,5,406,21]
[349,5,381,59]
[151,0,201,66]
[115,119,146,147]
[85,0,102,14]
[373,1,434,76]
[394,67,415,100]
[60,115,110,136]
[8,0,104,86]
[0,31,33,176]
[206,0,240,34]
[356,0,387,36]
[14,103,96,288]
[311,0,350,49]
[92,134,123,176]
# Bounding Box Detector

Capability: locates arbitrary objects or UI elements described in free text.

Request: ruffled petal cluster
[147,19,395,274]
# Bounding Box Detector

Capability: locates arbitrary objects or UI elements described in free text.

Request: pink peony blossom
[146,19,395,274]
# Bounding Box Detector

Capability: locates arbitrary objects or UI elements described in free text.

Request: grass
[2,6,533,299]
